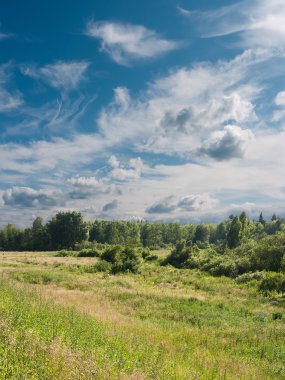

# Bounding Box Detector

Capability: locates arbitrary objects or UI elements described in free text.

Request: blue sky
[1,0,285,226]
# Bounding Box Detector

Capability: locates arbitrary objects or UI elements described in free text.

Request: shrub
[235,271,265,284]
[258,272,285,295]
[94,260,112,273]
[138,247,151,259]
[202,258,238,278]
[111,247,142,274]
[55,250,73,257]
[145,254,158,262]
[163,240,191,268]
[76,248,101,257]
[253,233,285,271]
[101,245,123,263]
[100,246,142,274]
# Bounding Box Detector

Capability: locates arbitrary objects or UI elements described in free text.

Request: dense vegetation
[0,211,284,378]
[0,211,284,251]
[1,210,284,296]
[0,250,284,379]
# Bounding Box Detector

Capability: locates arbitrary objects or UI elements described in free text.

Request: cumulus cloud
[146,194,218,214]
[272,90,285,121]
[21,61,90,92]
[275,91,285,106]
[108,155,144,181]
[85,21,180,65]
[198,125,254,160]
[3,187,65,208]
[102,199,118,213]
[67,176,115,199]
[182,0,285,49]
[177,194,219,211]
[146,195,177,214]
[98,50,262,157]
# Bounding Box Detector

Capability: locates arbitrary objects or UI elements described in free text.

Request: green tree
[239,211,252,242]
[31,217,50,250]
[259,212,265,226]
[227,216,242,248]
[89,221,106,243]
[216,221,228,242]
[194,225,210,244]
[47,211,88,249]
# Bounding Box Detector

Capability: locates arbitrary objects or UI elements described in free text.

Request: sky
[1,0,285,226]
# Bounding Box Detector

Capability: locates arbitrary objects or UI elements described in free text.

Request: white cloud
[67,175,115,199]
[199,125,254,160]
[275,91,285,106]
[21,61,90,92]
[68,176,104,188]
[108,155,120,168]
[3,187,65,208]
[183,0,285,49]
[146,193,218,214]
[272,90,285,121]
[0,33,13,40]
[178,194,219,211]
[98,50,263,158]
[0,63,23,112]
[108,155,144,181]
[146,195,177,214]
[102,199,118,213]
[85,21,180,65]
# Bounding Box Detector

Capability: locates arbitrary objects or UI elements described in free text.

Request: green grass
[0,251,284,379]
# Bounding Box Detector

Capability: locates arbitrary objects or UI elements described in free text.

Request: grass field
[0,250,284,379]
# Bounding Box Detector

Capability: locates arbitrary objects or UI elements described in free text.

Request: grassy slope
[0,251,284,379]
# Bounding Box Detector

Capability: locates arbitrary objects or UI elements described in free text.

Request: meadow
[0,250,284,380]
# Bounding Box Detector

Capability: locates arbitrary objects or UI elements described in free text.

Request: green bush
[145,254,158,262]
[94,260,112,273]
[101,245,123,263]
[55,249,74,257]
[258,272,285,294]
[111,247,142,274]
[235,271,265,284]
[76,248,101,257]
[101,246,142,274]
[163,240,191,268]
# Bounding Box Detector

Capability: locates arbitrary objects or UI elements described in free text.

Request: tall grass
[0,252,284,379]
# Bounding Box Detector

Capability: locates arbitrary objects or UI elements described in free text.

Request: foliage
[76,248,101,257]
[163,240,192,268]
[1,211,285,252]
[47,211,88,250]
[258,272,285,295]
[0,252,285,379]
[102,245,142,274]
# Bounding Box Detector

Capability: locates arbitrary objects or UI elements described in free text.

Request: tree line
[0,211,284,251]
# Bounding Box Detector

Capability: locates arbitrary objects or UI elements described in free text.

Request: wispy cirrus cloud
[0,22,14,41]
[180,0,285,49]
[85,20,180,65]
[0,63,23,112]
[98,49,268,158]
[3,61,94,138]
[0,32,14,40]
[21,61,90,93]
